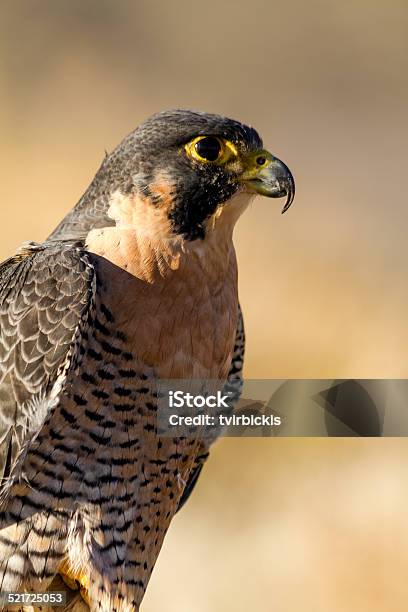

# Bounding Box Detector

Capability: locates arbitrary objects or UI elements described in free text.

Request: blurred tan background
[1,1,408,610]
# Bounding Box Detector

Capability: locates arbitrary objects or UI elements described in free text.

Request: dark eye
[194,137,222,162]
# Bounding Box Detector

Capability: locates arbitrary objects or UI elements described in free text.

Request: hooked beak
[240,151,295,213]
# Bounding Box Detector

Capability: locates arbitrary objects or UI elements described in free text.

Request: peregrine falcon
[0,110,294,611]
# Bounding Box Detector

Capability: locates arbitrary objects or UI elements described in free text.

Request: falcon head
[50,110,295,243]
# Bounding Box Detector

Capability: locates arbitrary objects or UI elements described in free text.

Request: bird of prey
[0,110,294,611]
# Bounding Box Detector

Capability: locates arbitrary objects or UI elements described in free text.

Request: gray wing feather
[0,242,95,491]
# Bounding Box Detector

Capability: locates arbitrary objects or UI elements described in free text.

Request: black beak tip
[280,179,295,214]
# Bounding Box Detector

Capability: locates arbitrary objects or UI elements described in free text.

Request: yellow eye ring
[184,136,238,165]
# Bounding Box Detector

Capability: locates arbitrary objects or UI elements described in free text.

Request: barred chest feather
[17,226,240,610]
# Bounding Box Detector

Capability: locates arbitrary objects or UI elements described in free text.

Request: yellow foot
[59,559,90,605]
